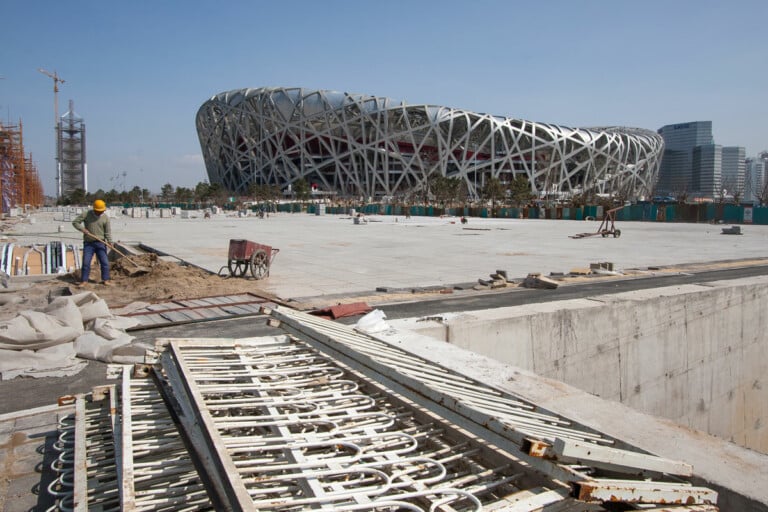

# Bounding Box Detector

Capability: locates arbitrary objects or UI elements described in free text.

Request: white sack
[93,315,141,339]
[0,343,87,380]
[0,311,81,350]
[354,309,390,334]
[44,296,85,335]
[74,331,132,363]
[69,291,112,322]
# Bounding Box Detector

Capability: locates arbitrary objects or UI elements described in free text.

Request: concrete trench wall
[391,276,768,453]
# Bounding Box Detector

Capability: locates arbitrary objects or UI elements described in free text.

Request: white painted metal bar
[572,478,718,505]
[72,398,87,511]
[120,365,137,509]
[539,437,694,477]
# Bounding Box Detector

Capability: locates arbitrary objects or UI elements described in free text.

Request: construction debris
[474,269,515,290]
[40,309,721,510]
[1,241,80,276]
[522,272,560,289]
[590,261,614,272]
[721,225,742,235]
[309,301,373,320]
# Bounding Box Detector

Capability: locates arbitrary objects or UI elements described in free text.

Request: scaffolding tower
[58,99,87,197]
[0,121,44,214]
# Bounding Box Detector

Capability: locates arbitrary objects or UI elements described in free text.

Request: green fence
[256,202,768,225]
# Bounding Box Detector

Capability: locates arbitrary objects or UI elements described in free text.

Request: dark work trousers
[81,241,110,282]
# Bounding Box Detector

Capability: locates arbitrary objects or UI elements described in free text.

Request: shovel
[82,230,151,276]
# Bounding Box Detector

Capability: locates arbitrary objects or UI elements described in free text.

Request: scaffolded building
[0,121,43,214]
[196,87,665,200]
[58,100,87,198]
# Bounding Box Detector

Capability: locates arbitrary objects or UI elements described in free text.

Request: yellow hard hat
[93,199,107,212]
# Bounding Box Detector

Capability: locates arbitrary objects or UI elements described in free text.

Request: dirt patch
[0,253,275,322]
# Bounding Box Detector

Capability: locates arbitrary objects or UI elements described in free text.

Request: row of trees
[57,181,231,207]
[57,172,768,210]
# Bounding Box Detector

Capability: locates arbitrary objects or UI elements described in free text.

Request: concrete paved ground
[12,209,768,302]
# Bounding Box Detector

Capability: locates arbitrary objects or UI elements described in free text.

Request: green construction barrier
[723,204,743,223]
[753,207,768,225]
[583,205,597,219]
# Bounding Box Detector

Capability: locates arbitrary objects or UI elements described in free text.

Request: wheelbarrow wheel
[614,229,621,238]
[250,249,269,279]
[228,259,248,277]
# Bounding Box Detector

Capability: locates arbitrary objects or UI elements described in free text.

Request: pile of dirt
[0,254,273,322]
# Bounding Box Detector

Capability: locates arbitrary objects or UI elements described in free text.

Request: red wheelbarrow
[219,239,279,279]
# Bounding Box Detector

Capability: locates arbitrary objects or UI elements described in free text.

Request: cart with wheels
[570,206,623,239]
[219,239,279,279]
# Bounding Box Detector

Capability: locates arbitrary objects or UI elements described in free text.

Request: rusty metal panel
[573,479,718,505]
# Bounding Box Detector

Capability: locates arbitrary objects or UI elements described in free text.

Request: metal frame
[153,336,547,510]
[267,306,719,508]
[196,87,664,200]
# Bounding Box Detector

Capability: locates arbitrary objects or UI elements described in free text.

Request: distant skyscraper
[744,156,766,204]
[58,100,87,198]
[721,146,745,200]
[656,121,745,201]
[656,121,714,196]
[691,144,721,199]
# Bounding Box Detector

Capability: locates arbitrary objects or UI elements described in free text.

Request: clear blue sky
[3,0,767,197]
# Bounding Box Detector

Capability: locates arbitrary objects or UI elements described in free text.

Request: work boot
[102,280,114,287]
[75,281,88,288]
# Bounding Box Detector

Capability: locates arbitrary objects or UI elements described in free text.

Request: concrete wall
[390,276,768,453]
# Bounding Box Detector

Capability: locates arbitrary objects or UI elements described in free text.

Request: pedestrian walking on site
[72,199,114,287]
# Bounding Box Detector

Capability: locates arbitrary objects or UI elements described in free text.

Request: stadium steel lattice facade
[196,87,665,201]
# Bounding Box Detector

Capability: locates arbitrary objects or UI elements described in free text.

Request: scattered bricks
[522,273,559,289]
[375,287,390,292]
[495,269,508,279]
[473,284,489,290]
[439,288,454,294]
[477,278,491,286]
[590,262,615,272]
[569,268,591,275]
[490,280,507,289]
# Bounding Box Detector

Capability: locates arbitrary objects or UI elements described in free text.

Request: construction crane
[38,68,66,198]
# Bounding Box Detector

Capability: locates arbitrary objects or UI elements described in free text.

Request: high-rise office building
[691,144,721,199]
[721,146,746,200]
[744,156,766,204]
[656,121,714,196]
[656,121,745,201]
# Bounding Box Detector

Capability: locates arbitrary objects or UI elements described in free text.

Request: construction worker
[72,199,114,286]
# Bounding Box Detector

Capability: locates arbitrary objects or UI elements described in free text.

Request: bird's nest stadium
[196,87,664,201]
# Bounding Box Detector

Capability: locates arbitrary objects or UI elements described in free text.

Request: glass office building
[657,121,746,201]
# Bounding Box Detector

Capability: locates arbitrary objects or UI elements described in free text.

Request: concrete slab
[8,211,768,302]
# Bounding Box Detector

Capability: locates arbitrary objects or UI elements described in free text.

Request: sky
[2,0,767,197]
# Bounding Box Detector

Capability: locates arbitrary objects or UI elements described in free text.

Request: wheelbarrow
[219,239,279,279]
